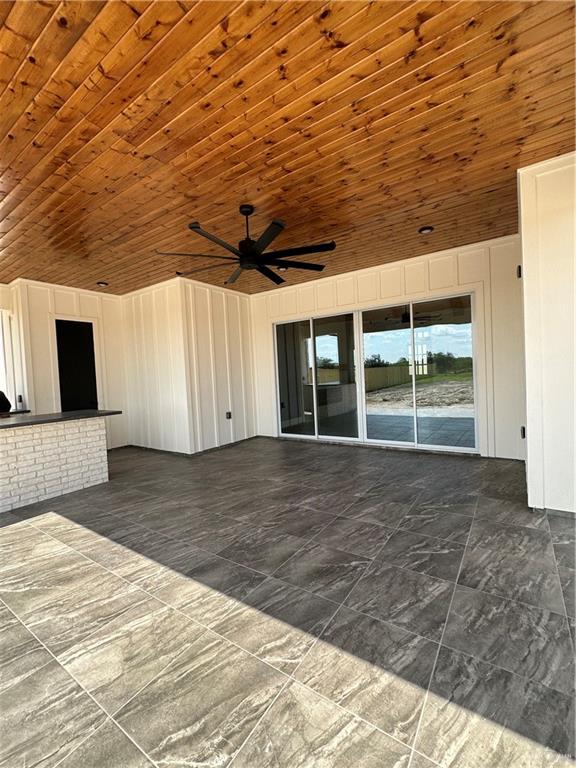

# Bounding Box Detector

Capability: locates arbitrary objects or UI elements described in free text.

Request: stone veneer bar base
[1,417,108,512]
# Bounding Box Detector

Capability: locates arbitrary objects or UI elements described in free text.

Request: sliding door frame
[360,291,478,454]
[273,291,479,454]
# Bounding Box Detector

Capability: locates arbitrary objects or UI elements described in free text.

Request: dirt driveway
[366,378,474,413]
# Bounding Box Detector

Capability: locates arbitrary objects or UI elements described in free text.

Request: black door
[55,320,98,411]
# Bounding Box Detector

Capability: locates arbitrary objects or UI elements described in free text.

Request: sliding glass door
[413,296,475,448]
[361,295,475,449]
[275,294,476,451]
[314,314,358,438]
[362,305,414,442]
[276,313,358,440]
[276,320,315,435]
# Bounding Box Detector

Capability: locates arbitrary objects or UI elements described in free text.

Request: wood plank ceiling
[0,1,574,294]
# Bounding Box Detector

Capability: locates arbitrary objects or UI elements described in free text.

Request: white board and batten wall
[2,236,527,464]
[4,280,127,448]
[251,235,527,461]
[519,152,575,515]
[122,279,255,454]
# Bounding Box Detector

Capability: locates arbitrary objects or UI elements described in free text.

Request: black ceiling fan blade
[259,259,325,271]
[225,267,243,285]
[257,265,285,285]
[155,250,237,261]
[266,241,336,258]
[254,219,285,253]
[188,222,241,256]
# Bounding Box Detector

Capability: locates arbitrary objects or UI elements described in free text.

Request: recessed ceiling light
[418,225,434,235]
[277,266,288,272]
[96,281,109,287]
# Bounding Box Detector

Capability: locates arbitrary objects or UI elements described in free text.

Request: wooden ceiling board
[0,0,574,294]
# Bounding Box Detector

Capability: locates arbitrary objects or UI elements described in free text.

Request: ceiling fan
[156,204,336,286]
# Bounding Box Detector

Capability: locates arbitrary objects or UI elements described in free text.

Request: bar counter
[1,410,122,512]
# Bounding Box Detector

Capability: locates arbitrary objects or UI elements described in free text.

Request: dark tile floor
[1,438,574,767]
[284,412,476,448]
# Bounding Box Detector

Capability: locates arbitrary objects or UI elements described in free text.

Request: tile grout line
[546,513,576,650]
[21,504,571,672]
[7,449,547,757]
[19,518,417,760]
[405,493,480,768]
[21,497,572,665]
[51,717,113,768]
[227,577,375,767]
[0,596,161,768]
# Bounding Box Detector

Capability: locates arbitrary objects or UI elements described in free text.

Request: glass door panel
[362,305,414,443]
[276,320,315,435]
[413,296,475,448]
[313,314,358,438]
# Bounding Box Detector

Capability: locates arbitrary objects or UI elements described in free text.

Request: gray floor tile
[568,616,576,646]
[0,521,69,569]
[176,512,248,553]
[103,534,210,589]
[45,519,176,573]
[549,515,576,536]
[316,516,396,558]
[415,645,575,766]
[0,513,22,529]
[24,507,119,538]
[0,657,106,768]
[458,546,566,613]
[119,500,206,534]
[0,542,143,655]
[552,532,576,570]
[444,586,575,695]
[377,530,465,582]
[212,577,336,673]
[217,526,307,574]
[149,552,266,626]
[476,495,549,529]
[398,508,473,543]
[410,754,439,768]
[237,503,336,539]
[342,485,419,527]
[559,566,575,618]
[410,490,478,518]
[233,681,411,768]
[56,719,154,767]
[6,439,573,768]
[295,605,436,743]
[468,518,555,560]
[273,540,371,603]
[0,603,50,691]
[59,597,205,715]
[345,560,453,642]
[115,631,286,766]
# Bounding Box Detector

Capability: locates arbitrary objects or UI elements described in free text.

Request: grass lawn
[415,371,473,385]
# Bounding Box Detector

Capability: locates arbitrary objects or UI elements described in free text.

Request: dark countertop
[0,409,122,430]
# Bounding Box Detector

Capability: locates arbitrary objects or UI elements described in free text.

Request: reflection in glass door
[276,295,475,451]
[313,314,358,438]
[276,320,315,436]
[413,296,475,448]
[362,306,414,442]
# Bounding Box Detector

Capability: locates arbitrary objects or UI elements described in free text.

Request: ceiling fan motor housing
[239,237,259,268]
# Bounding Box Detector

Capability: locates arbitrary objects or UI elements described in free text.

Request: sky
[314,323,473,366]
[364,323,473,363]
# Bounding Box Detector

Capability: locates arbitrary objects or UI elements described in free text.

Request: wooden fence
[315,365,411,391]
